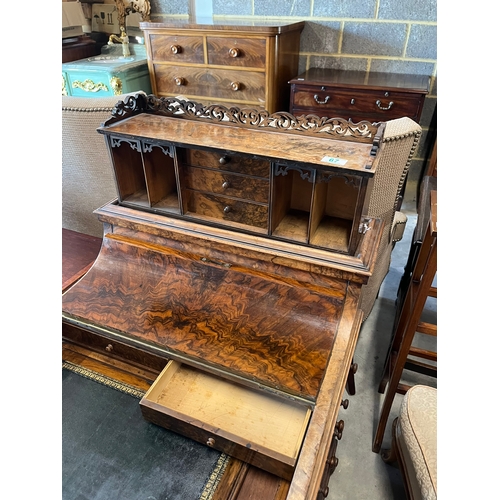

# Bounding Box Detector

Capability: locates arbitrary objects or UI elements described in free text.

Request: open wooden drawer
[140,360,312,480]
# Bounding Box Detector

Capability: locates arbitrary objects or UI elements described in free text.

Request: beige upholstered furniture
[62,93,145,238]
[359,117,422,320]
[385,385,437,500]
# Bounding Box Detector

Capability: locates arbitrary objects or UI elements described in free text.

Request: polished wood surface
[289,69,430,123]
[62,229,102,293]
[140,21,304,112]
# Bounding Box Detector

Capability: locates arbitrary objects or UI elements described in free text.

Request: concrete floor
[327,203,437,499]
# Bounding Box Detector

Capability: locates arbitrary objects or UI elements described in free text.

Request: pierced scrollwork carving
[143,142,174,157]
[110,136,141,151]
[142,96,379,142]
[317,171,360,187]
[104,95,383,148]
[275,164,315,183]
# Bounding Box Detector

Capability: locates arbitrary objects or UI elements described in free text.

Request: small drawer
[291,87,424,121]
[149,34,204,63]
[140,360,312,480]
[183,149,270,177]
[184,190,269,230]
[153,65,265,103]
[207,36,266,68]
[183,166,269,203]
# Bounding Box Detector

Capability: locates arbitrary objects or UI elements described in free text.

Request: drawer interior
[141,360,312,478]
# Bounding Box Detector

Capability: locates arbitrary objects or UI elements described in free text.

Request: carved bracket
[110,136,141,151]
[275,164,315,183]
[143,142,174,157]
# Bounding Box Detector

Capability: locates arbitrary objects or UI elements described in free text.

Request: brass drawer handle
[105,344,113,352]
[223,206,232,213]
[314,94,330,105]
[376,99,394,110]
[222,181,231,189]
[170,44,182,54]
[206,437,215,446]
[231,81,242,91]
[174,77,186,86]
[229,47,240,58]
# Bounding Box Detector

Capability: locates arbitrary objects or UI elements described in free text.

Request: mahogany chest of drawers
[62,94,387,499]
[289,68,430,123]
[140,20,304,112]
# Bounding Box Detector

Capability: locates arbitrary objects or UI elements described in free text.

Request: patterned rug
[62,361,230,500]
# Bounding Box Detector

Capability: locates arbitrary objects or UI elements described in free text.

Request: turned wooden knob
[206,437,215,446]
[170,44,182,54]
[219,156,230,165]
[105,344,113,352]
[340,399,349,409]
[334,420,344,440]
[222,181,230,189]
[351,362,358,374]
[228,47,240,58]
[223,206,232,214]
[230,81,242,91]
[319,486,329,498]
[174,77,186,86]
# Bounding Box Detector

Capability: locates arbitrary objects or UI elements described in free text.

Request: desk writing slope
[62,234,344,400]
[62,95,386,499]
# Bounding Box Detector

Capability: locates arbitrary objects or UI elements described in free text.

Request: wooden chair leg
[346,361,358,395]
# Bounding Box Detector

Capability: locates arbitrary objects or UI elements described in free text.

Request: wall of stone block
[148,0,437,206]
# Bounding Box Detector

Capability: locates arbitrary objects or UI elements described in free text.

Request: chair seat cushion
[396,385,437,500]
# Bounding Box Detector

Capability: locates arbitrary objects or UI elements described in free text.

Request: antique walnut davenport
[62,94,418,499]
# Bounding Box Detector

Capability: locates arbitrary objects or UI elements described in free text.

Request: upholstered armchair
[359,117,422,320]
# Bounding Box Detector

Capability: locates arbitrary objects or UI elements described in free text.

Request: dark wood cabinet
[289,69,430,123]
[62,94,389,499]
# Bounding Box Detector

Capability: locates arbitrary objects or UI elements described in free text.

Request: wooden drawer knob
[170,44,182,54]
[223,206,232,214]
[206,437,215,446]
[222,181,231,189]
[340,399,349,409]
[334,420,344,440]
[228,47,240,58]
[105,344,113,352]
[230,81,242,91]
[319,486,329,498]
[219,156,230,165]
[174,77,186,86]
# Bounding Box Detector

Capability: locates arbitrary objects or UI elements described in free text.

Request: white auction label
[321,156,348,166]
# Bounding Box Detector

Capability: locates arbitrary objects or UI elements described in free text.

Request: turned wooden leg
[346,361,358,396]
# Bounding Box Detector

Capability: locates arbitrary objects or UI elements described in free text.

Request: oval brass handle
[229,47,240,58]
[174,77,186,86]
[230,81,242,91]
[222,181,230,189]
[170,44,182,54]
[206,437,215,446]
[105,344,113,352]
[223,206,232,214]
[376,99,394,110]
[314,94,330,104]
[219,156,230,165]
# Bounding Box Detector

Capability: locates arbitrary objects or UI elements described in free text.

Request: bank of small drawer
[185,190,269,229]
[184,149,271,177]
[183,166,269,204]
[149,34,204,63]
[206,36,266,68]
[153,65,266,102]
[291,87,424,121]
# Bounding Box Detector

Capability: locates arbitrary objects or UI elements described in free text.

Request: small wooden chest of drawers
[289,68,430,123]
[140,20,304,112]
